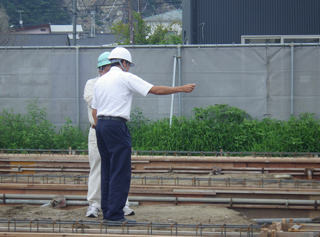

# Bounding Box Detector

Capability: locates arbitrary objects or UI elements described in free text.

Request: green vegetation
[111,11,182,45]
[1,103,320,153]
[130,104,320,152]
[0,102,86,150]
[0,0,70,28]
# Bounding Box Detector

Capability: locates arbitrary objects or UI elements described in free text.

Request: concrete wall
[0,44,319,130]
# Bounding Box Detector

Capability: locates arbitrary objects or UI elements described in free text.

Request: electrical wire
[103,0,118,21]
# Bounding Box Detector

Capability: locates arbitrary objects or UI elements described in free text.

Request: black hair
[98,65,107,71]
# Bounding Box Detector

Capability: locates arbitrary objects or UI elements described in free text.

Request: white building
[143,9,182,35]
[50,25,83,40]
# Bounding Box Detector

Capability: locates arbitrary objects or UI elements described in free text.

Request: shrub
[0,102,87,150]
[1,103,320,153]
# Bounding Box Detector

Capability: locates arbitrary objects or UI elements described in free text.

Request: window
[244,38,281,44]
[283,38,319,43]
[242,35,320,44]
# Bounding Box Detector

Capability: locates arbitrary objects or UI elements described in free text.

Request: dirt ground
[0,172,278,225]
[0,204,254,226]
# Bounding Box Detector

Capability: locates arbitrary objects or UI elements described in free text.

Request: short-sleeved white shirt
[92,66,153,121]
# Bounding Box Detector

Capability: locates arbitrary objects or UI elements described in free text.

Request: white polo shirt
[92,66,153,121]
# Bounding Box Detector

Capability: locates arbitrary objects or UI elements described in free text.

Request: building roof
[77,33,116,46]
[13,24,51,33]
[144,9,182,23]
[0,33,116,46]
[0,34,69,46]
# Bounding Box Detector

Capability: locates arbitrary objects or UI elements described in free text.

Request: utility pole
[90,10,96,37]
[137,0,141,13]
[17,10,24,28]
[128,0,134,44]
[72,0,77,46]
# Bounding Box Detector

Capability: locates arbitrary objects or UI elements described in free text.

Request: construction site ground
[0,172,298,225]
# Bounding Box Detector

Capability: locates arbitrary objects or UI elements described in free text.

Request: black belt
[98,115,127,123]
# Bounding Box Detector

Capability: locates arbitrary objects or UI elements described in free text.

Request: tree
[112,11,150,45]
[1,0,70,28]
[111,11,182,45]
[147,24,182,45]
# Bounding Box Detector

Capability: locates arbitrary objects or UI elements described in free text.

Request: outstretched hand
[181,83,196,93]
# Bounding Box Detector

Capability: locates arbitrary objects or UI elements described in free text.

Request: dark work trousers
[95,119,131,220]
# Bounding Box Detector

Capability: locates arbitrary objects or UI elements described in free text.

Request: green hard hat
[97,51,111,68]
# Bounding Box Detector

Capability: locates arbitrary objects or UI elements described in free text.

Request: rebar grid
[0,218,260,236]
[0,174,319,189]
[1,148,320,157]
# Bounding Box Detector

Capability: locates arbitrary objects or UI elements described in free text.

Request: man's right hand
[181,83,196,93]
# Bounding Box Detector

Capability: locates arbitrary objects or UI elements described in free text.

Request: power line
[102,0,118,21]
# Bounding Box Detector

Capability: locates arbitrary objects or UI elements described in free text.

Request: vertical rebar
[175,222,178,236]
[52,220,55,233]
[58,219,61,232]
[192,177,196,186]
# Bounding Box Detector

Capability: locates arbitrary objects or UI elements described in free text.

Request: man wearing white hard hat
[83,51,134,218]
[92,47,196,222]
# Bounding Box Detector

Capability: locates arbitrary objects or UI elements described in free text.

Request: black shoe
[127,211,135,216]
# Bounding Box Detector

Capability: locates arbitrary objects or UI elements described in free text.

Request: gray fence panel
[0,45,320,131]
[0,48,77,127]
[264,46,291,119]
[182,46,268,119]
[293,46,320,116]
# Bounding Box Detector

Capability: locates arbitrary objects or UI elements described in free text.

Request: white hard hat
[108,47,134,65]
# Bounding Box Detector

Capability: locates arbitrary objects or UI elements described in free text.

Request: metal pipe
[177,45,182,117]
[2,194,86,199]
[169,55,177,127]
[129,196,320,206]
[1,194,319,207]
[1,42,319,50]
[290,44,294,115]
[75,46,80,127]
[72,0,77,46]
[2,200,88,205]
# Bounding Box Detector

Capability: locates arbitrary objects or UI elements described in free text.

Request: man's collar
[110,66,122,72]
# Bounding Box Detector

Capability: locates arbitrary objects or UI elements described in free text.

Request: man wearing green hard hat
[83,51,135,218]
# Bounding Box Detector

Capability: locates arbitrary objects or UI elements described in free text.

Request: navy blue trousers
[95,119,131,220]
